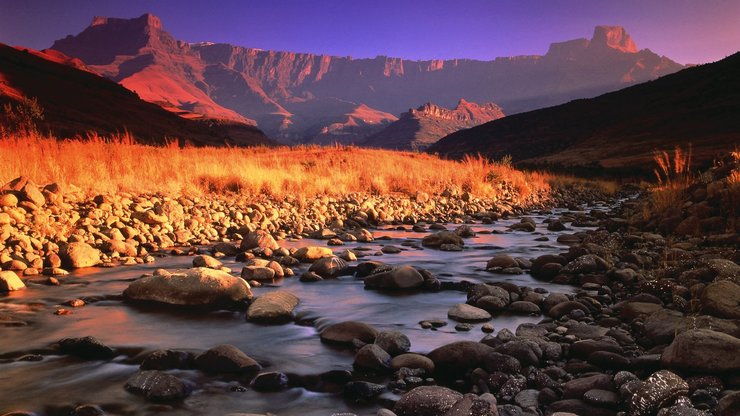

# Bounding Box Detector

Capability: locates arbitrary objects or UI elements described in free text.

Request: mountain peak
[591,25,637,53]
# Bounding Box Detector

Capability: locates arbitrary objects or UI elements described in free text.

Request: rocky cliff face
[51,14,684,142]
[363,100,504,150]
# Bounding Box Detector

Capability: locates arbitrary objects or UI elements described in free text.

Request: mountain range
[428,51,740,174]
[49,14,684,144]
[0,43,272,146]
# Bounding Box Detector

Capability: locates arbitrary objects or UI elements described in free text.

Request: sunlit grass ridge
[0,132,551,204]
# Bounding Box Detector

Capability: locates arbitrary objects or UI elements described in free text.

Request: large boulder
[421,231,463,248]
[701,280,740,319]
[59,242,101,269]
[629,370,688,416]
[123,268,252,306]
[661,329,740,372]
[240,230,279,251]
[320,321,378,345]
[394,386,463,416]
[308,256,349,278]
[427,341,495,378]
[246,291,299,324]
[0,271,25,291]
[194,344,261,373]
[364,265,424,290]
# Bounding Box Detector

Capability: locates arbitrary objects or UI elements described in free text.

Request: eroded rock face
[661,329,740,373]
[123,267,252,306]
[629,370,688,416]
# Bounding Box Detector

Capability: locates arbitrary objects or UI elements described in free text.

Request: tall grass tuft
[648,145,693,215]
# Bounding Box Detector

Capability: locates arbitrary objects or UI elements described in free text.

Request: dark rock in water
[483,351,522,375]
[661,329,740,372]
[122,268,252,306]
[343,381,386,401]
[70,404,105,416]
[448,303,492,322]
[548,399,618,416]
[390,353,435,373]
[393,385,462,416]
[507,301,540,314]
[320,321,378,345]
[252,371,289,391]
[124,370,191,402]
[375,330,411,356]
[141,349,193,370]
[354,344,391,372]
[717,391,740,416]
[701,280,740,319]
[444,393,499,415]
[364,265,425,290]
[308,256,349,278]
[246,291,299,324]
[58,336,115,360]
[422,231,463,248]
[583,389,620,408]
[427,341,495,378]
[629,370,688,416]
[194,344,261,373]
[562,374,614,399]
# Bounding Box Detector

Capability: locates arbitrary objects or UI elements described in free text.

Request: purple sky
[1,0,738,64]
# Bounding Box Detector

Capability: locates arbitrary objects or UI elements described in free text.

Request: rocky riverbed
[0,158,738,416]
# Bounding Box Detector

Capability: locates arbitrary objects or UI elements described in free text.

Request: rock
[486,255,518,270]
[123,268,252,306]
[124,370,191,401]
[619,301,664,322]
[58,336,115,359]
[299,271,322,282]
[0,192,18,207]
[583,389,620,408]
[448,303,492,322]
[427,341,495,378]
[192,255,223,269]
[343,381,386,401]
[140,349,193,370]
[444,393,499,416]
[548,301,590,318]
[20,183,45,206]
[375,331,411,356]
[240,266,276,281]
[548,220,566,231]
[252,372,289,391]
[588,351,630,370]
[495,340,542,366]
[629,370,688,416]
[70,404,105,416]
[562,254,609,275]
[717,391,740,416]
[570,338,623,358]
[0,271,25,291]
[394,386,463,416]
[132,210,168,225]
[293,246,333,262]
[562,374,614,399]
[308,256,348,278]
[468,284,510,311]
[194,344,261,373]
[548,400,618,416]
[701,280,740,319]
[320,321,378,345]
[354,344,391,372]
[365,265,425,290]
[704,259,740,283]
[212,242,239,256]
[483,351,521,374]
[59,242,100,269]
[422,231,463,248]
[246,291,299,324]
[514,389,539,409]
[391,354,435,373]
[661,329,740,372]
[240,230,279,251]
[508,301,540,314]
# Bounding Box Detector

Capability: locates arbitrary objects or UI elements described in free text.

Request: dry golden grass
[647,145,694,215]
[0,131,552,203]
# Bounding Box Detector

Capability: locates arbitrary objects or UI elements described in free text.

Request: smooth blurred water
[0,208,595,416]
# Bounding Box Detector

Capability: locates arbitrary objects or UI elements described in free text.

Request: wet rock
[391,354,435,373]
[309,256,349,278]
[619,301,664,322]
[252,372,289,391]
[59,242,100,269]
[562,254,609,275]
[548,220,566,231]
[354,344,391,372]
[548,301,590,318]
[299,271,323,282]
[562,374,614,399]
[661,329,740,372]
[570,338,623,358]
[141,349,193,370]
[70,404,105,416]
[484,351,521,374]
[0,271,25,291]
[717,391,740,416]
[58,336,116,360]
[421,231,463,248]
[444,393,499,416]
[548,399,617,416]
[393,386,463,416]
[192,254,223,269]
[123,268,252,306]
[240,230,279,251]
[629,370,688,416]
[487,255,518,270]
[241,266,276,281]
[365,265,425,290]
[194,344,261,373]
[495,340,542,367]
[588,351,630,370]
[320,321,378,345]
[583,389,619,408]
[212,242,239,256]
[343,381,386,401]
[246,291,299,324]
[375,331,411,356]
[514,389,539,409]
[700,280,740,319]
[499,375,527,400]
[448,303,492,322]
[124,370,191,401]
[507,301,540,314]
[427,341,495,378]
[293,246,333,262]
[468,284,510,311]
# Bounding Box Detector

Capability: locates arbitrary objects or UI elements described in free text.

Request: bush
[1,97,44,135]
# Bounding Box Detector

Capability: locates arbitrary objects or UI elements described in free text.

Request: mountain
[50,15,684,141]
[364,99,504,150]
[428,52,740,175]
[0,43,273,146]
[298,101,397,145]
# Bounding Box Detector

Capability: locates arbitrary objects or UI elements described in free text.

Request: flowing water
[0,208,598,416]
